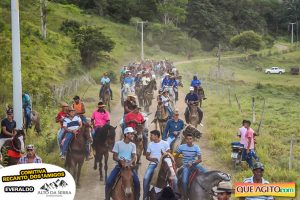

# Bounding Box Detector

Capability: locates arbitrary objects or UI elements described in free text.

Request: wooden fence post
[289,135,294,170]
[252,97,256,123]
[235,94,242,113]
[257,98,266,135]
[228,86,231,105]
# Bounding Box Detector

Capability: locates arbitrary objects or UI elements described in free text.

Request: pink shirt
[245,128,255,150]
[91,110,110,128]
[238,126,247,147]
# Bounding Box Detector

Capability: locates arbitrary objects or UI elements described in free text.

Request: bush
[60,20,81,36]
[107,70,117,83]
[230,31,262,51]
[262,35,275,48]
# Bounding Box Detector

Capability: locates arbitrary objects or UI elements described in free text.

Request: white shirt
[63,116,81,131]
[238,126,247,147]
[161,95,169,107]
[147,140,170,164]
[142,77,151,86]
[112,140,136,161]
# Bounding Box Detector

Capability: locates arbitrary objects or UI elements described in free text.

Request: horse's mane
[183,125,202,138]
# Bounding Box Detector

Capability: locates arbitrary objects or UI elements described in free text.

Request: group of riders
[0,59,273,200]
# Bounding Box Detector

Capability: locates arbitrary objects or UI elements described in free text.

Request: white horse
[165,86,176,109]
[121,84,135,104]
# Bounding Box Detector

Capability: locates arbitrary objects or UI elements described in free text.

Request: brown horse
[1,130,26,166]
[143,79,157,112]
[93,125,116,182]
[187,103,203,128]
[100,84,112,112]
[153,102,169,134]
[111,164,135,200]
[65,124,92,187]
[132,122,145,167]
[134,83,143,107]
[194,86,205,107]
[149,153,178,200]
[24,110,41,135]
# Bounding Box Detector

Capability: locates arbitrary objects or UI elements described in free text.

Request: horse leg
[93,153,98,170]
[76,161,84,188]
[104,151,109,183]
[99,153,104,181]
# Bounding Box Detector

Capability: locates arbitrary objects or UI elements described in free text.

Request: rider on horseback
[141,73,151,90]
[160,90,173,118]
[105,127,140,200]
[100,72,113,100]
[161,74,171,89]
[125,105,148,153]
[184,87,203,124]
[174,133,206,199]
[72,95,87,123]
[0,109,16,153]
[169,76,179,101]
[22,92,32,128]
[91,102,110,157]
[134,72,142,85]
[191,75,206,100]
[162,110,184,147]
[56,102,69,156]
[143,130,172,200]
[60,107,82,160]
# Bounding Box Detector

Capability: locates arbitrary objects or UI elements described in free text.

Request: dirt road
[74,86,227,200]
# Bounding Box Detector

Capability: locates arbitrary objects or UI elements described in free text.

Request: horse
[93,125,116,182]
[65,124,92,187]
[187,102,203,128]
[23,110,41,135]
[148,153,178,200]
[111,163,136,200]
[100,83,112,112]
[153,102,169,134]
[132,121,146,167]
[184,171,231,200]
[194,86,205,107]
[121,84,134,106]
[134,83,143,107]
[0,130,26,166]
[165,86,176,109]
[143,79,157,112]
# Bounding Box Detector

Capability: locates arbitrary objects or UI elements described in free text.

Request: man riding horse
[184,87,203,125]
[162,110,184,147]
[174,133,206,200]
[105,127,140,200]
[191,75,206,102]
[22,92,32,129]
[100,72,113,100]
[0,109,17,152]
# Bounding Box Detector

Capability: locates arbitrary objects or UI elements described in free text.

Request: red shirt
[56,111,67,128]
[125,112,144,129]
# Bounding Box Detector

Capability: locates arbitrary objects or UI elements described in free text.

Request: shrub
[60,19,81,36]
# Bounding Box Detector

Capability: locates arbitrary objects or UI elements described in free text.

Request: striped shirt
[18,155,42,164]
[63,116,81,131]
[243,176,274,200]
[176,144,201,165]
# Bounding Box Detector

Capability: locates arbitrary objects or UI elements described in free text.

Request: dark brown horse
[111,164,135,200]
[100,84,112,112]
[132,121,146,167]
[65,124,92,187]
[1,130,26,166]
[143,79,157,112]
[153,102,169,134]
[93,125,116,182]
[149,153,178,200]
[23,110,41,135]
[135,83,143,107]
[194,86,205,107]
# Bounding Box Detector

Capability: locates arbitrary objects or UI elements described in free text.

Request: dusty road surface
[74,86,228,200]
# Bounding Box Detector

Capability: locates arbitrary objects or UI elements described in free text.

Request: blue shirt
[124,77,134,85]
[176,144,201,165]
[101,77,110,84]
[163,119,184,140]
[112,140,136,161]
[22,94,32,108]
[134,77,141,84]
[191,79,201,87]
[161,77,170,88]
[185,93,199,103]
[168,79,178,87]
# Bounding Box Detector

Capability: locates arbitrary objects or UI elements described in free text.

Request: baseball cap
[26,144,34,150]
[190,86,194,91]
[124,127,134,134]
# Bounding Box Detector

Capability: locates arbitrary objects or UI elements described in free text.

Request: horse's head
[161,153,176,181]
[13,130,26,153]
[107,126,116,150]
[120,164,134,197]
[199,171,231,190]
[183,125,202,139]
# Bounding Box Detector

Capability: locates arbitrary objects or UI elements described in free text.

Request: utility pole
[289,22,296,44]
[11,0,23,129]
[137,21,147,61]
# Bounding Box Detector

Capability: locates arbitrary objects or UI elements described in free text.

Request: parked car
[290,67,299,75]
[265,67,285,74]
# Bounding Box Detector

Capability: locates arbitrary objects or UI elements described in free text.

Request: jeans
[242,149,259,168]
[166,106,173,118]
[105,165,140,199]
[166,136,175,146]
[62,132,73,156]
[100,86,113,99]
[57,128,65,152]
[182,164,207,196]
[143,164,157,199]
[24,106,31,127]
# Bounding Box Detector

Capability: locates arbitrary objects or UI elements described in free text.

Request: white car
[265,67,285,74]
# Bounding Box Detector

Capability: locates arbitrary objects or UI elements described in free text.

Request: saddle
[177,166,200,192]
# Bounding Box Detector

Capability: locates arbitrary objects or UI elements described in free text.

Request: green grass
[176,48,300,197]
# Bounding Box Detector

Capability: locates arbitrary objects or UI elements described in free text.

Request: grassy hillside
[176,46,300,195]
